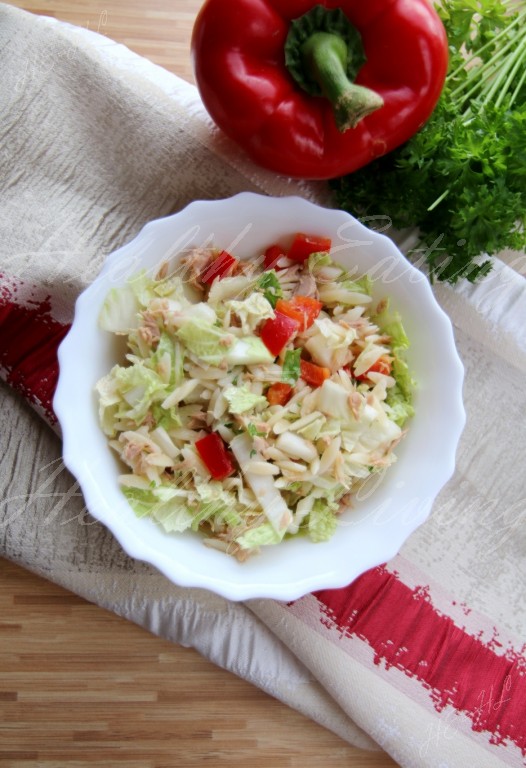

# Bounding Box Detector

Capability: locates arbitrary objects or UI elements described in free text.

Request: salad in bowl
[54,193,464,600]
[96,234,414,561]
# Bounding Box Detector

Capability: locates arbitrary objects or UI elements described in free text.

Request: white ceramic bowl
[54,192,465,601]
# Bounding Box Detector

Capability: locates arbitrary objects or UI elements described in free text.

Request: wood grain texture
[1,2,399,765]
[0,560,399,767]
[4,0,201,83]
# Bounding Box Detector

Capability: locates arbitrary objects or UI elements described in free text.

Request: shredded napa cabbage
[96,243,414,560]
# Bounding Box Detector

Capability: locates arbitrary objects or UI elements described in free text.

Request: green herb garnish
[257,270,282,307]
[282,348,302,385]
[332,0,526,284]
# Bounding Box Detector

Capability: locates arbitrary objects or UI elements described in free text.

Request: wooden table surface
[1,2,399,765]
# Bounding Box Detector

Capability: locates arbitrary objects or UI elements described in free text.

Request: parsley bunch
[331,1,526,283]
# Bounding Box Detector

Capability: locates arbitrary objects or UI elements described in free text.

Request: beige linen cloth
[1,5,526,766]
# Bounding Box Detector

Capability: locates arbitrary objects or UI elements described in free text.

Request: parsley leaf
[282,348,302,385]
[256,270,282,308]
[332,0,526,284]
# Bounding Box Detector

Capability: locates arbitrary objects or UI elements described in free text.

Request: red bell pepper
[275,296,323,332]
[201,250,238,285]
[266,382,293,406]
[191,1,448,180]
[300,359,330,388]
[355,355,392,381]
[260,311,299,356]
[288,233,331,263]
[263,244,287,271]
[195,432,235,480]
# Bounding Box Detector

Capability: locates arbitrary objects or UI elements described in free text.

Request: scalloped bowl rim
[54,192,465,601]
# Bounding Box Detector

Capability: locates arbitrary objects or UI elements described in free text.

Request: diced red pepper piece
[355,356,392,381]
[288,233,331,263]
[263,244,287,271]
[201,250,238,284]
[260,311,299,357]
[275,296,323,332]
[195,432,235,480]
[300,359,330,388]
[266,382,293,406]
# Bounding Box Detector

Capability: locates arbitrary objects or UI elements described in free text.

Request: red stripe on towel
[0,278,70,423]
[314,567,526,753]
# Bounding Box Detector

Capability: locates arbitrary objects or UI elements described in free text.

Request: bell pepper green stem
[301,32,384,131]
